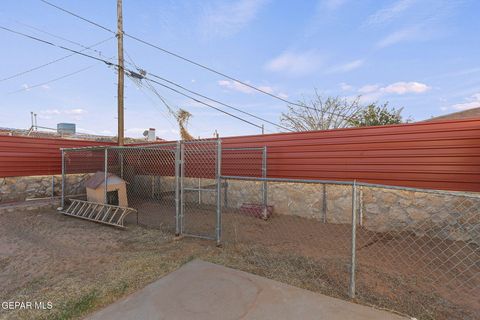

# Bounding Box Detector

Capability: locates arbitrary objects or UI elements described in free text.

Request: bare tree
[280,91,363,131]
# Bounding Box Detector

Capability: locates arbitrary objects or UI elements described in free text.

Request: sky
[0,0,479,140]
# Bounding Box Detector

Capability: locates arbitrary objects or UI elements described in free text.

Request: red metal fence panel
[0,135,114,177]
[221,118,480,192]
[1,118,479,192]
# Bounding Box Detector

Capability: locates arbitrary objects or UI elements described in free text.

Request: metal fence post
[61,149,65,209]
[322,184,327,223]
[104,148,108,204]
[223,181,228,208]
[349,180,357,298]
[119,150,124,179]
[175,141,181,236]
[180,141,185,234]
[51,175,55,199]
[198,178,202,204]
[359,186,363,226]
[216,139,222,246]
[262,146,268,210]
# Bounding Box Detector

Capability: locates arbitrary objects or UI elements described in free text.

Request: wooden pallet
[61,199,137,228]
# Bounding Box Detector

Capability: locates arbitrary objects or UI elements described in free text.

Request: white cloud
[321,0,348,10]
[328,59,364,73]
[218,79,288,98]
[356,81,430,102]
[366,0,416,25]
[125,128,147,137]
[218,80,255,94]
[199,0,268,38]
[64,108,87,115]
[265,50,323,76]
[339,82,353,91]
[41,109,61,115]
[38,108,88,121]
[376,25,421,48]
[383,82,430,94]
[76,128,114,136]
[358,84,381,94]
[451,93,480,111]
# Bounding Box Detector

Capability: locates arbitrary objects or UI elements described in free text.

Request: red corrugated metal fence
[1,118,479,192]
[221,118,480,192]
[0,135,114,177]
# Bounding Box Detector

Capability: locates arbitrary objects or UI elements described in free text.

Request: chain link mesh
[219,147,479,319]
[61,143,479,319]
[355,185,480,318]
[180,140,220,240]
[63,148,105,201]
[107,144,178,230]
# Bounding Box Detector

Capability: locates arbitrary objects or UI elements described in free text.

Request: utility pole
[117,0,125,145]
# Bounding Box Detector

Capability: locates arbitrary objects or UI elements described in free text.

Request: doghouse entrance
[107,190,119,206]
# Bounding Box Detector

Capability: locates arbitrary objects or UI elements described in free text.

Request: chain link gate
[179,140,222,243]
[60,140,226,243]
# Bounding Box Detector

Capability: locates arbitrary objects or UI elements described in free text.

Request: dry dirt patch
[0,209,478,320]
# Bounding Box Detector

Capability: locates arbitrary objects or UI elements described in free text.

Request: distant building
[425,107,480,122]
[57,123,76,135]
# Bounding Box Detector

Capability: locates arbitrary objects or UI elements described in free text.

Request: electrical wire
[37,0,331,111]
[142,75,263,129]
[0,26,114,67]
[14,20,111,56]
[125,49,288,132]
[0,36,113,82]
[147,73,293,132]
[1,25,264,130]
[126,76,178,131]
[8,63,99,94]
[39,0,115,34]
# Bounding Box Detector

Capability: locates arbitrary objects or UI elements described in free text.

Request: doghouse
[85,171,128,207]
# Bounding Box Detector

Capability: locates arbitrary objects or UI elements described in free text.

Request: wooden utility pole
[117,0,125,145]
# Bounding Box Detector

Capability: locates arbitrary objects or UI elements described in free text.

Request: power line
[0,26,115,67]
[39,0,115,34]
[0,36,113,82]
[8,63,99,94]
[126,76,178,131]
[139,74,263,130]
[125,49,288,132]
[38,0,306,107]
[14,20,112,56]
[1,25,264,130]
[146,72,293,132]
[38,0,359,122]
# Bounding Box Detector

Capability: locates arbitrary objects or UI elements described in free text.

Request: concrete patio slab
[87,259,408,320]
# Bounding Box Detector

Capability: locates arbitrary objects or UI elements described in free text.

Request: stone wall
[0,174,90,203]
[158,177,479,244]
[3,173,478,244]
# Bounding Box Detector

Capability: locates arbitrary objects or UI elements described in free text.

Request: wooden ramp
[61,199,137,228]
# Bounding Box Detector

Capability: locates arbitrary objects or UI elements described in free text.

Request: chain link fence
[61,140,222,237]
[219,173,480,319]
[61,142,479,319]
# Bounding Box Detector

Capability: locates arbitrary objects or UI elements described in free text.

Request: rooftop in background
[0,126,165,143]
[425,107,480,122]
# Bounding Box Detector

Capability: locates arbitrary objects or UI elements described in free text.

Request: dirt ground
[0,208,478,320]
